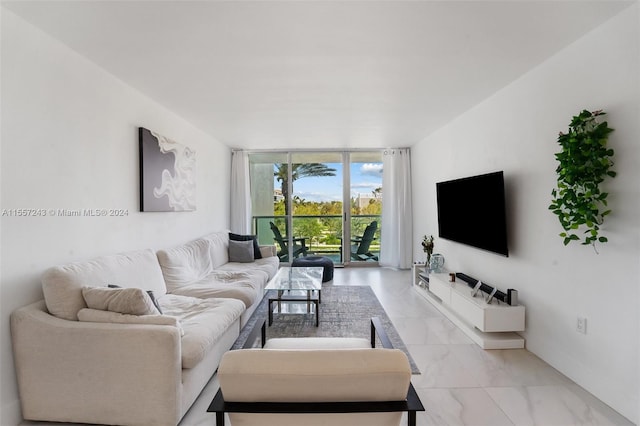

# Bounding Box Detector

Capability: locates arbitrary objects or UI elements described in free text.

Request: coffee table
[265,266,323,327]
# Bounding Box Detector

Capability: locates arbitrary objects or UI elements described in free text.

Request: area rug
[233,285,420,374]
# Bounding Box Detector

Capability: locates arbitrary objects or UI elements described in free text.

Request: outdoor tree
[274,163,336,216]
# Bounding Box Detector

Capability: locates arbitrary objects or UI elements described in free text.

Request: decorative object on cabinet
[412,263,428,289]
[428,253,445,273]
[421,235,434,265]
[549,109,615,251]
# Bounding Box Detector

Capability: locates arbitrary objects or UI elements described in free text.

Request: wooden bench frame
[207,317,425,426]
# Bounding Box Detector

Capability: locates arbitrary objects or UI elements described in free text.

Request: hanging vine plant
[549,109,615,251]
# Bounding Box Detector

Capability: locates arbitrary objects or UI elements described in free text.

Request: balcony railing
[253,215,381,264]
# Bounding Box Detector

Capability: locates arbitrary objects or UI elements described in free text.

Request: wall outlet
[577,317,587,334]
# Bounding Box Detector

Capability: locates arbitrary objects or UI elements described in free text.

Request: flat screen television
[436,171,509,256]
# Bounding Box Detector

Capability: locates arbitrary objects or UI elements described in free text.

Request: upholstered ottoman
[292,256,334,282]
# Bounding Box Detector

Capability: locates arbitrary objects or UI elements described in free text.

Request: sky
[278,162,383,203]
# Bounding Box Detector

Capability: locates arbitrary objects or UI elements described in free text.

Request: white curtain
[379,148,413,269]
[230,150,252,234]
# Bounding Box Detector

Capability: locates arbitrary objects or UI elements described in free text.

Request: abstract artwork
[139,127,196,212]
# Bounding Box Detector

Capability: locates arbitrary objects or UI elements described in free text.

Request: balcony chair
[270,221,309,262]
[209,317,425,426]
[351,220,378,261]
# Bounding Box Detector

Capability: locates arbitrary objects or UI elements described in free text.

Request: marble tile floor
[22,267,633,426]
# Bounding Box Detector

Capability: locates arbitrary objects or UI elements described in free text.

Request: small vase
[428,253,445,273]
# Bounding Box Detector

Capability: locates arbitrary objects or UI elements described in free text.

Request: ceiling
[3,1,633,149]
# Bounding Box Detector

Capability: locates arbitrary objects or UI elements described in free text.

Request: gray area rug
[233,285,420,374]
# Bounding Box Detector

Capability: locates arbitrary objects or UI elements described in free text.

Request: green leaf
[599,236,608,243]
[550,109,614,248]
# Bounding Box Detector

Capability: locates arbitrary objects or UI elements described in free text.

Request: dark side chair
[270,222,309,262]
[351,221,378,261]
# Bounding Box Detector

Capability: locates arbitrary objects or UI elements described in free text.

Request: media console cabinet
[413,269,525,349]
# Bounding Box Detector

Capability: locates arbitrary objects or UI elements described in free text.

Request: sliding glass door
[290,152,343,263]
[248,151,382,266]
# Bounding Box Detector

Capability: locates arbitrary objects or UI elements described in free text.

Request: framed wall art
[139,127,196,212]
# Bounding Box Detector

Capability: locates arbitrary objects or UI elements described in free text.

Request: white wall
[0,10,231,424]
[413,4,639,422]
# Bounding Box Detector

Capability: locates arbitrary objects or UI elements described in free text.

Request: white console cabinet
[414,272,525,349]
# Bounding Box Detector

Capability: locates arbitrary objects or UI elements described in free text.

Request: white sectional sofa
[10,231,279,426]
[157,231,278,327]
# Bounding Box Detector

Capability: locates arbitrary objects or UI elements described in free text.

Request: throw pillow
[82,287,160,316]
[229,232,262,259]
[228,239,255,263]
[108,284,163,314]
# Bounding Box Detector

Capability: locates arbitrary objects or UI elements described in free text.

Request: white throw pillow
[82,287,160,316]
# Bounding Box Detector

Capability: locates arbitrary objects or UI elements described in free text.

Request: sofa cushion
[259,245,277,258]
[229,232,262,259]
[172,271,264,308]
[204,231,230,268]
[167,271,262,308]
[77,308,182,334]
[156,238,215,291]
[82,287,160,316]
[217,256,279,282]
[42,249,167,321]
[160,294,244,369]
[228,240,255,263]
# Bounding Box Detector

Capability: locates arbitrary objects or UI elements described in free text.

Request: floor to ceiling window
[348,152,382,264]
[249,151,382,265]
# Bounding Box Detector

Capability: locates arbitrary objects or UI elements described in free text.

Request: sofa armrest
[259,245,277,258]
[11,301,182,426]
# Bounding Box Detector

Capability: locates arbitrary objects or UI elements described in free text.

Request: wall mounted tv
[436,171,509,257]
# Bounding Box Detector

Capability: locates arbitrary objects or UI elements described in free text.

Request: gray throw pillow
[228,239,255,263]
[229,232,263,259]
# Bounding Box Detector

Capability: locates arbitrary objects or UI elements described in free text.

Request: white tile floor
[22,267,634,426]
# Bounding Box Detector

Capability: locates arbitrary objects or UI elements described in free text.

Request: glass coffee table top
[265,266,323,291]
[265,267,323,327]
